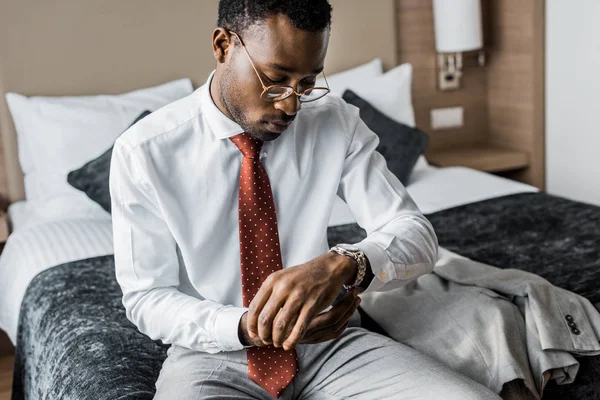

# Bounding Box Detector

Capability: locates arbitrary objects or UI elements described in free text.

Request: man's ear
[212,28,234,63]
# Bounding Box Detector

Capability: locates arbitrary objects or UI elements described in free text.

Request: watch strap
[328,245,367,290]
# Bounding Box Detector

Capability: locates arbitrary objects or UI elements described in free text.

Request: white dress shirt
[110,72,438,354]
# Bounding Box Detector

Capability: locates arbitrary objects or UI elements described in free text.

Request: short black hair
[218,0,332,34]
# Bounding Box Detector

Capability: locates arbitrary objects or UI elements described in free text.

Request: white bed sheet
[0,217,114,343]
[328,165,538,226]
[407,166,538,214]
[0,166,538,344]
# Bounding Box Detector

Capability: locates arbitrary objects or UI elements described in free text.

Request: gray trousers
[154,313,501,400]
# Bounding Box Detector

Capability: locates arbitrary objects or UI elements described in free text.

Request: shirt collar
[201,70,245,140]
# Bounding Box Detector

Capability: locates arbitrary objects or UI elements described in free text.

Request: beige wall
[0,0,396,203]
[0,0,546,202]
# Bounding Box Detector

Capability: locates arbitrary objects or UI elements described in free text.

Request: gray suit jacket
[360,247,600,399]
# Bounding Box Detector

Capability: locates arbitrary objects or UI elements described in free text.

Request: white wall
[546,0,600,206]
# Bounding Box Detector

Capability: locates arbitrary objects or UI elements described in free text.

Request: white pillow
[6,78,194,219]
[345,63,416,128]
[317,58,383,96]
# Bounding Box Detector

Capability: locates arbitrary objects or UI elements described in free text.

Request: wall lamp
[433,0,485,91]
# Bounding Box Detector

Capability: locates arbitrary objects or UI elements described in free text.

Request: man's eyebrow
[268,62,324,75]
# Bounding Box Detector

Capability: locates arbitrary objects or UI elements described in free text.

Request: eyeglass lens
[261,87,329,103]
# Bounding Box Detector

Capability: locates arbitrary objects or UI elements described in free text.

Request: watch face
[338,243,360,252]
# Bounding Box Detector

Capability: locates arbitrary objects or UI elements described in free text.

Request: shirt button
[565,315,573,322]
[572,328,581,335]
[568,321,577,328]
[379,271,388,281]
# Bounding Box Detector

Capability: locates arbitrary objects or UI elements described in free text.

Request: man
[110,1,501,399]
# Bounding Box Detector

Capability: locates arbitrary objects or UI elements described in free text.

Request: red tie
[230,133,298,398]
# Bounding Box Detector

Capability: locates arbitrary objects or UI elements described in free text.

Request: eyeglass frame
[228,30,331,103]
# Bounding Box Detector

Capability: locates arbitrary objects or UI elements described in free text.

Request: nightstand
[426,144,530,173]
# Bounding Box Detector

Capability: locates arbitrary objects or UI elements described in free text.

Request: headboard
[0,0,397,204]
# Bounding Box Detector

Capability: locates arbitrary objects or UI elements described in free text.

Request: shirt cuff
[213,305,249,352]
[355,239,395,293]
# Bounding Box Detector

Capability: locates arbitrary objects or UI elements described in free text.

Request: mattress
[0,166,538,343]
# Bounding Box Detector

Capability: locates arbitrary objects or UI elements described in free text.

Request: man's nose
[274,94,301,116]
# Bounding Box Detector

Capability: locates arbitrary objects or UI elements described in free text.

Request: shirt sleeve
[337,108,439,293]
[110,139,248,353]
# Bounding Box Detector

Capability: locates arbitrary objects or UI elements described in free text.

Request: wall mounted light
[433,0,485,91]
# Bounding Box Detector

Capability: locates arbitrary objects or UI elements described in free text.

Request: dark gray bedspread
[333,192,600,400]
[11,256,168,400]
[12,192,600,399]
[426,192,600,400]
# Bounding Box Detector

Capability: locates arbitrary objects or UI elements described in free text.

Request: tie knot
[230,133,263,158]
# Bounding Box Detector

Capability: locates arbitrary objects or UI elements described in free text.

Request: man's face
[214,15,329,141]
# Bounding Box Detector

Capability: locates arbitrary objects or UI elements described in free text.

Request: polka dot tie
[230,133,298,399]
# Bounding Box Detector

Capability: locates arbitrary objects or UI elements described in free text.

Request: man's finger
[256,294,286,343]
[304,290,356,333]
[302,321,350,344]
[303,296,360,342]
[282,299,318,351]
[327,320,350,341]
[321,296,359,333]
[271,295,303,347]
[332,294,360,326]
[291,291,354,341]
[247,285,273,338]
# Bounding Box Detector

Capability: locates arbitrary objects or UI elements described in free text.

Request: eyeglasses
[229,31,331,103]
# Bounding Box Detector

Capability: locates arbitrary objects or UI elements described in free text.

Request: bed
[4,165,600,400]
[1,1,600,400]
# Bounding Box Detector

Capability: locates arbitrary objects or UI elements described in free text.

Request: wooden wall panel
[396,0,489,152]
[486,0,545,188]
[398,0,545,188]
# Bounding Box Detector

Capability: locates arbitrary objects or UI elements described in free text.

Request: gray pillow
[67,110,151,213]
[342,90,429,185]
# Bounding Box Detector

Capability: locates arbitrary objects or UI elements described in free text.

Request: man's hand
[238,311,269,347]
[238,290,360,347]
[299,288,360,344]
[245,252,358,351]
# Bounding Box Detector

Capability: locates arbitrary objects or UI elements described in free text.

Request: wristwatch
[328,243,367,290]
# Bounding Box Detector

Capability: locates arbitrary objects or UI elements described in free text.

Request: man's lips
[265,120,293,133]
[267,123,287,133]
[269,119,294,127]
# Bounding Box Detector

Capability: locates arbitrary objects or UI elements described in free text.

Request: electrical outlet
[430,107,464,130]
